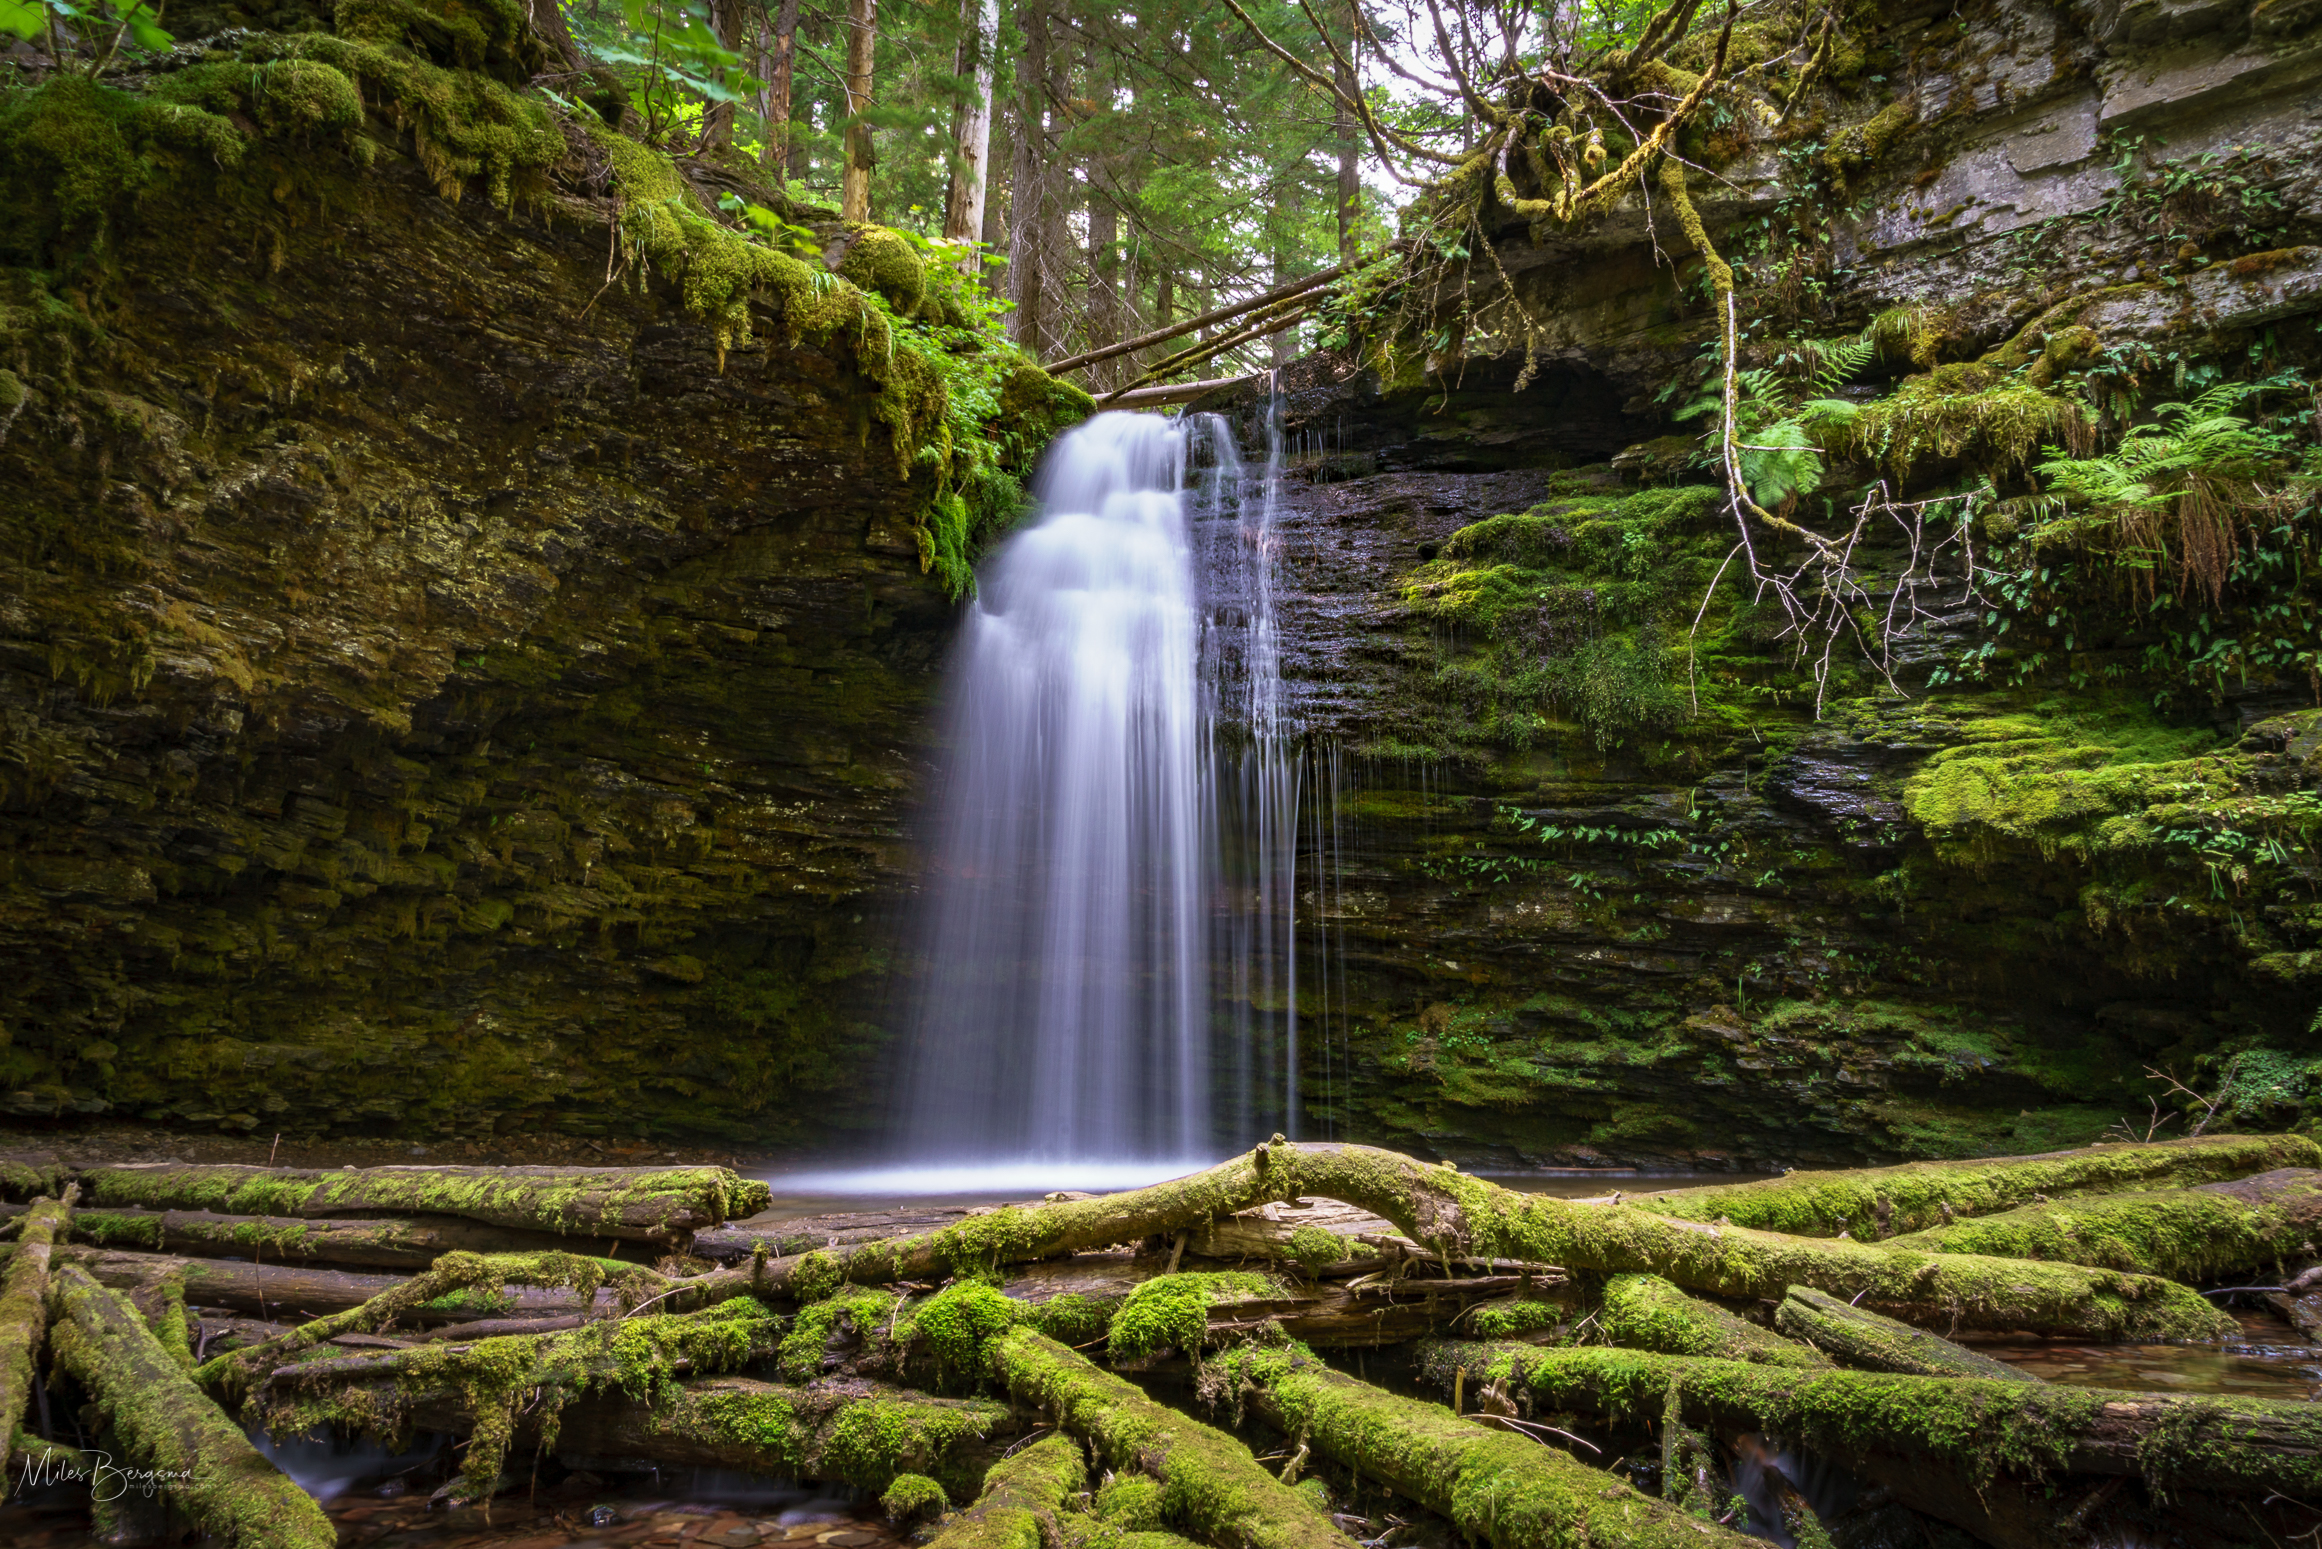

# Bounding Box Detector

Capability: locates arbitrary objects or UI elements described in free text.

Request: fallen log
[1419,1339,2322,1498]
[1598,1273,1829,1368]
[1211,1340,1758,1549]
[1774,1285,2038,1381]
[25,1243,623,1325]
[1883,1167,2322,1280]
[78,1161,769,1241]
[986,1328,1355,1549]
[683,1141,2230,1341]
[1627,1133,2319,1239]
[0,1188,73,1483]
[925,1432,1085,1549]
[0,1156,68,1204]
[46,1264,336,1549]
[2,1200,634,1269]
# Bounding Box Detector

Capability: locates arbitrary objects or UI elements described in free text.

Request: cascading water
[886,412,1212,1184]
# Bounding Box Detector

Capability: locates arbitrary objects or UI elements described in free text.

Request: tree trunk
[1332,3,1359,259]
[841,0,879,221]
[5,1201,625,1270]
[29,1243,617,1326]
[0,1189,73,1484]
[986,1328,1356,1549]
[703,0,751,152]
[1214,1343,1761,1549]
[1417,1340,2322,1500]
[1269,179,1301,366]
[47,1265,337,1549]
[943,0,999,274]
[1775,1284,2041,1381]
[1035,19,1072,359]
[1883,1166,2322,1280]
[770,0,805,183]
[1598,1272,1829,1367]
[76,1161,767,1241]
[1627,1132,2318,1239]
[1005,0,1049,351]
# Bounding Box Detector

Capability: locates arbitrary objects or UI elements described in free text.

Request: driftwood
[47,1264,337,1549]
[1883,1167,2322,1280]
[924,1432,1085,1549]
[1597,1273,1829,1367]
[1627,1132,2320,1238]
[680,1141,2232,1340]
[2,1200,632,1269]
[0,1188,74,1483]
[78,1161,769,1240]
[1775,1284,2039,1381]
[1213,1341,1760,1549]
[30,1242,620,1324]
[986,1328,1356,1549]
[1419,1339,2322,1498]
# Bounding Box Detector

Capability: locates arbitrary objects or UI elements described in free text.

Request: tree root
[1598,1273,1828,1368]
[1418,1339,2322,1498]
[1211,1339,1760,1548]
[0,1186,74,1481]
[78,1161,770,1241]
[1882,1167,2322,1279]
[1627,1133,2319,1239]
[1774,1285,2037,1381]
[985,1327,1355,1549]
[47,1264,336,1549]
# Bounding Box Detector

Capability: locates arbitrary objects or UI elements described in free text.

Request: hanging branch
[1047,251,1388,375]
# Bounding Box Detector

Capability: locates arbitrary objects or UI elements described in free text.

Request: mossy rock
[835,226,927,315]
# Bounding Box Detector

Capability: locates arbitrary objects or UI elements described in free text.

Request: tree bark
[926,1432,1085,1549]
[1598,1272,1829,1367]
[0,1188,73,1484]
[1627,1132,2318,1239]
[47,1265,337,1549]
[765,0,803,182]
[1005,0,1049,351]
[1775,1284,2040,1381]
[986,1328,1356,1549]
[1417,1340,2322,1499]
[1883,1167,2322,1280]
[5,1201,620,1269]
[1214,1342,1761,1549]
[33,1243,616,1326]
[1332,2,1360,259]
[841,0,879,220]
[703,0,752,152]
[943,0,999,274]
[77,1161,767,1240]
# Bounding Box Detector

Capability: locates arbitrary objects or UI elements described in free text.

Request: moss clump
[1095,1473,1166,1530]
[1459,1298,1565,1341]
[779,1284,900,1382]
[1599,1274,1828,1367]
[1284,1225,1348,1274]
[1838,365,2088,479]
[837,225,928,313]
[1107,1273,1280,1362]
[909,1279,1025,1373]
[1824,95,1918,185]
[882,1472,950,1523]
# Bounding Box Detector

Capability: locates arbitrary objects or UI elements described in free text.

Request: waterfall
[891,412,1211,1175]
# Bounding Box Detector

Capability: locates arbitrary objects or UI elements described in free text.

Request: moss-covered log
[0,1158,69,1205]
[1627,1133,2319,1239]
[1421,1340,2322,1497]
[985,1327,1356,1549]
[0,1188,74,1484]
[1883,1167,2322,1280]
[2,1201,628,1269]
[689,1142,2230,1341]
[1597,1273,1828,1367]
[80,1162,769,1241]
[1774,1285,2036,1381]
[22,1242,620,1325]
[1213,1340,1757,1549]
[46,1264,336,1549]
[925,1432,1087,1549]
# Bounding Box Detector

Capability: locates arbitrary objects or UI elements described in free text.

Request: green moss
[779,1284,900,1382]
[1838,367,2086,479]
[929,1433,1087,1549]
[1459,1298,1566,1341]
[1599,1274,1828,1367]
[1885,1173,2322,1281]
[1773,1285,2033,1380]
[837,226,927,313]
[1096,1474,1166,1530]
[910,1280,1025,1373]
[1824,95,1918,185]
[1108,1273,1281,1362]
[881,1473,949,1525]
[1284,1225,1348,1274]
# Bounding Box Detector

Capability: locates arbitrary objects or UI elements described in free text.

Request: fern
[1678,338,1874,510]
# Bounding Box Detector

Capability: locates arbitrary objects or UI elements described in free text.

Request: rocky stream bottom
[3,1128,2321,1549]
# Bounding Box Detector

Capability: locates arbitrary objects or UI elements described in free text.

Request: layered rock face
[0,34,1082,1140]
[1188,0,2322,1167]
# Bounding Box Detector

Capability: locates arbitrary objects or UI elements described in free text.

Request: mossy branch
[1598,1273,1829,1367]
[47,1264,337,1549]
[1774,1285,2036,1381]
[925,1432,1087,1549]
[1213,1339,1761,1549]
[0,1185,75,1485]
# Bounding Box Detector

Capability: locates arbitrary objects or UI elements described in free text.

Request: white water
[887,411,1213,1176]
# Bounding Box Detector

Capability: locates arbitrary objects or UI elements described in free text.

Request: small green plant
[0,0,171,75]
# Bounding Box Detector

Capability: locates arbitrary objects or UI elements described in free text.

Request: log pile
[0,1133,2315,1549]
